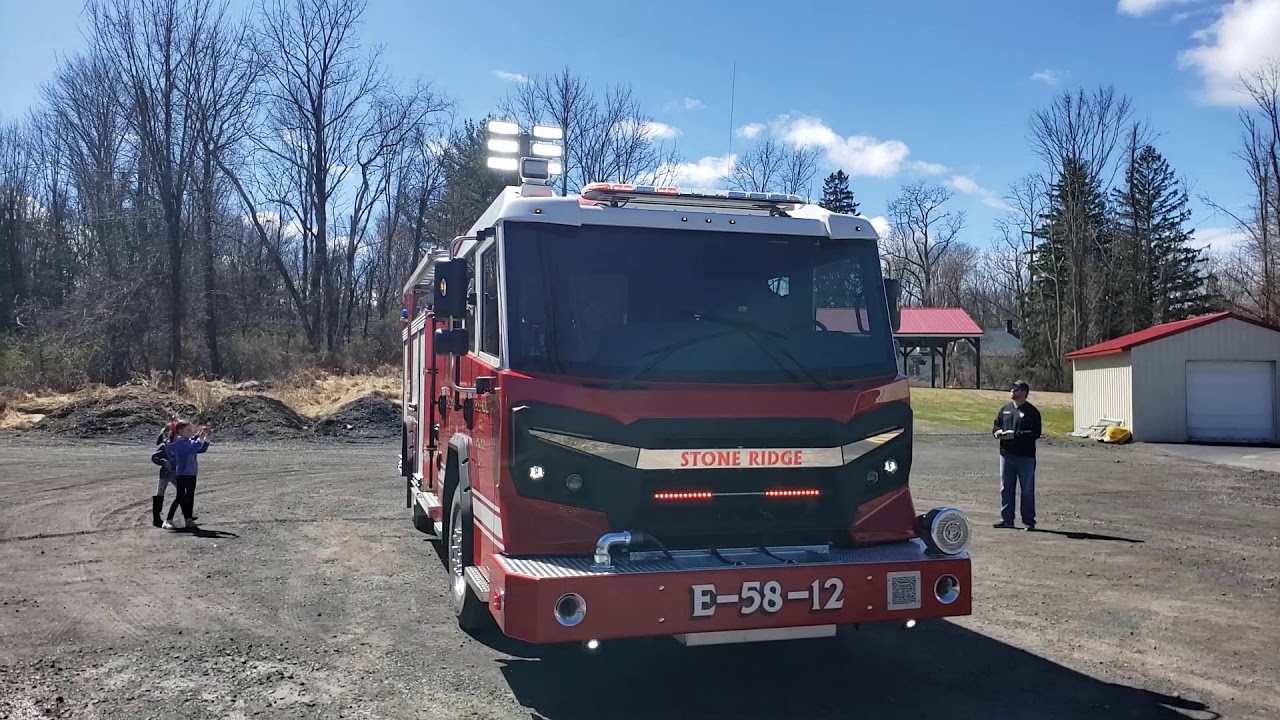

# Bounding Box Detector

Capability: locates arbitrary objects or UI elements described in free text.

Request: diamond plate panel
[497,539,967,579]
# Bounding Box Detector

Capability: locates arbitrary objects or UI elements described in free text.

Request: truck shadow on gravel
[488,621,1218,720]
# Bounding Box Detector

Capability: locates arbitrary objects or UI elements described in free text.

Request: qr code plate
[885,571,921,611]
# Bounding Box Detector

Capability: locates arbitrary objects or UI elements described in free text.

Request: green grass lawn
[909,387,1075,435]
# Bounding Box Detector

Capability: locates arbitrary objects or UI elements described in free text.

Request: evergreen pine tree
[1021,156,1111,387]
[1111,144,1213,327]
[818,170,858,215]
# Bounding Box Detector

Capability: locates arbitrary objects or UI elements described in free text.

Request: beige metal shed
[1066,312,1280,444]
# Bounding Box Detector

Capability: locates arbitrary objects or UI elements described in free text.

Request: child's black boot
[151,495,164,527]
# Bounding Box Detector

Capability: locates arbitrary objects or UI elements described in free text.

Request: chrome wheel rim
[449,512,465,600]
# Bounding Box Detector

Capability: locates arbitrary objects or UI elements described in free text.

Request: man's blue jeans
[1000,454,1036,526]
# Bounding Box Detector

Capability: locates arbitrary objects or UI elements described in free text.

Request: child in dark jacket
[163,421,211,530]
[149,422,176,528]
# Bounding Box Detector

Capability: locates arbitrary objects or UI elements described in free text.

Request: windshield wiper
[606,327,742,389]
[607,314,828,390]
[693,313,830,391]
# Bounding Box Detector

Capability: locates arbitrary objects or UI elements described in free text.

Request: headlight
[920,507,970,555]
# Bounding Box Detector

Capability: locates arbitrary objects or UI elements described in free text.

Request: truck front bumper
[486,539,970,644]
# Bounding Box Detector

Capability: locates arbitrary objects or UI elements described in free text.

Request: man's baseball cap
[1010,380,1030,392]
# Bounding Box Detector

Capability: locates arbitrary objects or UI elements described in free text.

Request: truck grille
[632,468,842,549]
[508,399,913,552]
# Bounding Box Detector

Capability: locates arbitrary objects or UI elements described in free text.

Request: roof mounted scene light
[532,124,564,140]
[485,120,565,185]
[580,182,805,212]
[487,119,520,135]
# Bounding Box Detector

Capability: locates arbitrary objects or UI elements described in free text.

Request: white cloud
[1176,0,1280,105]
[772,115,912,178]
[911,161,948,175]
[666,97,705,112]
[644,121,681,139]
[946,174,1013,211]
[655,153,736,187]
[612,119,682,140]
[1172,5,1222,22]
[1117,0,1196,16]
[493,70,528,83]
[1030,68,1070,85]
[868,215,891,239]
[1193,226,1251,252]
[737,122,766,139]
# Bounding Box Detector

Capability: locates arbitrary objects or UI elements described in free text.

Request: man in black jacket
[992,380,1042,530]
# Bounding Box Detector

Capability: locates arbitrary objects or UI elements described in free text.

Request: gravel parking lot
[1,432,1276,719]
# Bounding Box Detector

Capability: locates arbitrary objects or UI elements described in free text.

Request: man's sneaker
[162,520,175,530]
[992,521,1015,529]
[1024,524,1036,531]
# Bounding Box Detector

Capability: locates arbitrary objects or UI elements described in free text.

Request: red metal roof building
[1066,311,1280,444]
[897,308,983,337]
[1065,311,1273,359]
[894,308,985,388]
[815,306,988,387]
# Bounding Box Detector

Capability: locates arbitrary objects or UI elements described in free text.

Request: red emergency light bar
[765,489,821,498]
[653,489,821,501]
[580,182,804,210]
[654,491,714,501]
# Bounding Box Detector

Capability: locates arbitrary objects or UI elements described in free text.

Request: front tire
[447,488,492,632]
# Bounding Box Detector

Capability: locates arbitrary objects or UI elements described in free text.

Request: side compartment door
[409,325,422,486]
[417,326,430,480]
[401,322,412,477]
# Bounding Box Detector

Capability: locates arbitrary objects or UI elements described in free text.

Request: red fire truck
[397,125,971,648]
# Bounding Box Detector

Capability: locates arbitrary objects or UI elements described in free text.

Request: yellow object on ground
[1102,426,1132,444]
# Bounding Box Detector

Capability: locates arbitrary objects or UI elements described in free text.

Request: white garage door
[1185,361,1276,443]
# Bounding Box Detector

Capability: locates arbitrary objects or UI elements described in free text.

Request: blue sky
[3,0,1278,254]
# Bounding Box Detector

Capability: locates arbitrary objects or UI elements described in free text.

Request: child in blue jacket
[163,421,211,530]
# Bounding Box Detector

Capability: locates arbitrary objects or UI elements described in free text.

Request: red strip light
[765,489,821,498]
[654,491,714,501]
[652,489,821,500]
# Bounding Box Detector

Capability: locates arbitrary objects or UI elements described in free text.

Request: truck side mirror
[884,278,902,333]
[434,327,469,356]
[433,260,470,319]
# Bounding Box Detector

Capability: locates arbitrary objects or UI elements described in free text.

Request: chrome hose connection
[591,531,633,570]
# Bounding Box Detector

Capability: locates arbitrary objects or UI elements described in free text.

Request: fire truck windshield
[502,221,898,385]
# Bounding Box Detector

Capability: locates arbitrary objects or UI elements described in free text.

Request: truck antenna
[725,59,736,179]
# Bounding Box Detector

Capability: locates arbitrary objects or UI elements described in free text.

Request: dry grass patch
[912,387,1073,409]
[0,366,403,432]
[271,367,400,419]
[1,384,112,430]
[909,387,1074,435]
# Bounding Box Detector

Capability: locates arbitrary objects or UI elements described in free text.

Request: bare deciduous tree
[883,180,966,307]
[338,86,451,343]
[728,135,821,198]
[191,4,259,375]
[500,67,590,195]
[500,68,679,191]
[88,0,216,388]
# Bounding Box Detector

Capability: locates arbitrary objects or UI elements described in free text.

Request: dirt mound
[34,390,197,442]
[314,393,401,439]
[198,394,310,440]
